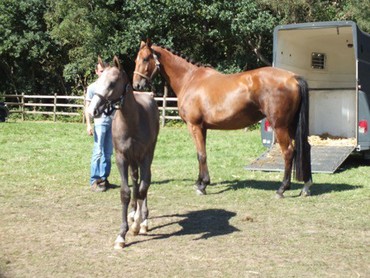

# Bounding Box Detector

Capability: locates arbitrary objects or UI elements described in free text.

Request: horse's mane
[154,44,213,68]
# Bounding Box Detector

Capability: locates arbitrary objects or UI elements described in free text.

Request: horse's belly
[205,117,259,130]
[204,105,264,130]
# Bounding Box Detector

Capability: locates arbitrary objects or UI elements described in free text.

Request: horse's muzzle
[133,84,144,91]
[87,95,105,118]
[133,78,150,91]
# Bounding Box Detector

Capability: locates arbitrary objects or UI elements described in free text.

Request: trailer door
[245,144,355,174]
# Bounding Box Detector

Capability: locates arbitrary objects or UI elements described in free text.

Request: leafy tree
[1,0,369,97]
[258,0,370,32]
[113,0,278,71]
[339,0,370,32]
[0,0,65,94]
[45,0,124,92]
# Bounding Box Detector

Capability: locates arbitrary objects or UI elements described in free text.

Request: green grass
[0,121,369,277]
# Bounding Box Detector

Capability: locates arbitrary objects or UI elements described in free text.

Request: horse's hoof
[196,189,206,195]
[275,192,284,199]
[114,235,125,249]
[300,190,311,197]
[114,242,125,250]
[131,222,140,235]
[139,225,148,235]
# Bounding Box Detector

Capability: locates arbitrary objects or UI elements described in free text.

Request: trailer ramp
[245,144,355,174]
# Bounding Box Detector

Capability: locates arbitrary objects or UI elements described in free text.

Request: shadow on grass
[139,177,360,197]
[210,179,362,197]
[211,154,365,196]
[125,209,239,247]
[112,155,365,195]
[337,154,370,172]
[149,176,361,197]
[106,179,194,190]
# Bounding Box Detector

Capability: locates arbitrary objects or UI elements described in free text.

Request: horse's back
[179,66,302,129]
[187,66,298,99]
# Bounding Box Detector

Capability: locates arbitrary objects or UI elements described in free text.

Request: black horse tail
[294,76,312,182]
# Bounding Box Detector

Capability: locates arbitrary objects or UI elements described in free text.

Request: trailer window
[311,52,326,69]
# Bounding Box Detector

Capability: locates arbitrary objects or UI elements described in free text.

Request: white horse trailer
[246,21,370,173]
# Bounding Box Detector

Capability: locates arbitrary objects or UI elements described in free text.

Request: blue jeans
[90,123,113,185]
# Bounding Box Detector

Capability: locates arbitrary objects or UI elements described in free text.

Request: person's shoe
[91,179,106,192]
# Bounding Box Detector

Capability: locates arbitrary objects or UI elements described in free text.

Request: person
[85,59,113,192]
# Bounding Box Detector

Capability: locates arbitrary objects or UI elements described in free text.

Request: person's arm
[85,100,93,136]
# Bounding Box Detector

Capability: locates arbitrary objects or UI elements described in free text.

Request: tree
[339,0,370,32]
[45,0,124,92]
[0,0,65,94]
[1,0,369,96]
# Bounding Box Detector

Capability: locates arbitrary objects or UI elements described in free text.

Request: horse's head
[133,39,160,91]
[87,56,131,118]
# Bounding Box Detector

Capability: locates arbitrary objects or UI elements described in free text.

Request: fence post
[162,84,168,127]
[82,89,86,124]
[21,93,25,121]
[53,93,57,122]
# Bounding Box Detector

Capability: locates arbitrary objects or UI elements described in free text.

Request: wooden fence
[0,89,181,126]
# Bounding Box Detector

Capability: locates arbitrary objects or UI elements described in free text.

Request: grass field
[0,121,369,277]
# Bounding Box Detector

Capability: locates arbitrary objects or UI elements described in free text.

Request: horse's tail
[294,76,312,182]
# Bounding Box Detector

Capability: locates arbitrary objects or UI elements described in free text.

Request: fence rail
[0,91,181,126]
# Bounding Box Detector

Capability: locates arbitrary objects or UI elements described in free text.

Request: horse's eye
[143,57,149,62]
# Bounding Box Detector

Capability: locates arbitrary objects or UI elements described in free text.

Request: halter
[133,52,161,83]
[94,83,132,116]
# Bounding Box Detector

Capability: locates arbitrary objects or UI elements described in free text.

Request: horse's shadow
[125,208,239,247]
[214,154,364,196]
[107,179,193,191]
[149,176,361,197]
[211,179,361,196]
[105,183,120,191]
[114,156,364,246]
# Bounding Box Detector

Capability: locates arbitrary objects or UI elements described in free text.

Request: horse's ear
[98,56,104,68]
[140,41,146,48]
[113,56,121,70]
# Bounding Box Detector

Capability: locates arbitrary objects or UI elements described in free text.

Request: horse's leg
[114,155,130,249]
[275,127,295,199]
[138,198,149,235]
[300,179,313,197]
[187,124,210,195]
[128,165,138,222]
[130,164,140,234]
[131,157,152,235]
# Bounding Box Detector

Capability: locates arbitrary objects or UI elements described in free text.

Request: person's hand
[87,124,93,136]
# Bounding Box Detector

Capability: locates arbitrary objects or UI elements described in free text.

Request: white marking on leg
[128,210,135,222]
[301,179,312,197]
[134,200,143,223]
[131,200,143,235]
[140,219,149,234]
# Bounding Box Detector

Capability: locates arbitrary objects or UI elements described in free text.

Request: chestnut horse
[133,40,312,198]
[87,56,159,249]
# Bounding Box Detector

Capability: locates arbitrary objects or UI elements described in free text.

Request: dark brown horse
[87,56,159,249]
[133,40,312,198]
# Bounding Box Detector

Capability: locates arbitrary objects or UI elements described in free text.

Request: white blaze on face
[87,70,110,118]
[87,94,101,117]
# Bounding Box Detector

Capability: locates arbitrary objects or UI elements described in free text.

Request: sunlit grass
[0,121,369,277]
